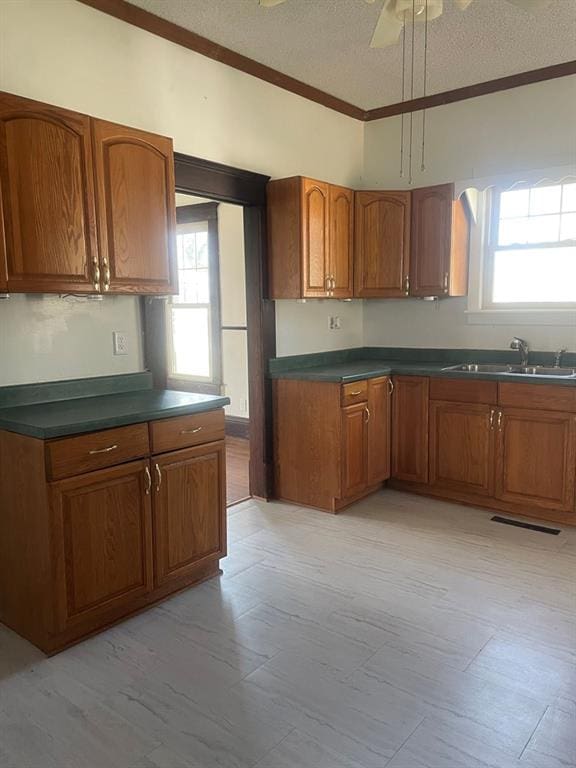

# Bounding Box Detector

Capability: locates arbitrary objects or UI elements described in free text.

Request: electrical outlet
[113,331,128,355]
[328,316,342,330]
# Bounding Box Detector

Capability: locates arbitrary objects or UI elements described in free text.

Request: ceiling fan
[259,0,550,48]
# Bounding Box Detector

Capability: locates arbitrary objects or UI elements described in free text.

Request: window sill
[465,309,576,326]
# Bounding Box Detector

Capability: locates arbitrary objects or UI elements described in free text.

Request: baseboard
[225,416,250,439]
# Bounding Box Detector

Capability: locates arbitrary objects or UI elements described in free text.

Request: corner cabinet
[267,176,354,299]
[410,184,470,298]
[0,90,177,295]
[391,376,429,484]
[354,191,411,298]
[273,376,391,512]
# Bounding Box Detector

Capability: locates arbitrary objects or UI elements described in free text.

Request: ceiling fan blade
[453,0,474,9]
[370,1,405,48]
[503,0,551,10]
[259,0,287,6]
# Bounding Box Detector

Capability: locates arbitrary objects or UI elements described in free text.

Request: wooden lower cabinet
[0,409,226,653]
[495,408,576,513]
[153,443,226,587]
[391,376,429,484]
[50,460,154,633]
[274,377,391,512]
[429,401,494,497]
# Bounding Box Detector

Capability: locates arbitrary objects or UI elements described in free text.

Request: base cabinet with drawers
[392,377,576,526]
[0,409,226,653]
[273,376,392,512]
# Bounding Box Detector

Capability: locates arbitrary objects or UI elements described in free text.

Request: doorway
[143,153,273,503]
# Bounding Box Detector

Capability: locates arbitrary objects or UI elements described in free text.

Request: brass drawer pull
[348,390,363,396]
[181,426,203,435]
[88,444,118,455]
[144,466,152,495]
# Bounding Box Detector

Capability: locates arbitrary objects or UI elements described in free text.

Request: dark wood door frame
[144,153,274,499]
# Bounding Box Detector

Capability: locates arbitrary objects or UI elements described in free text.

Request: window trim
[167,202,222,389]
[482,183,576,311]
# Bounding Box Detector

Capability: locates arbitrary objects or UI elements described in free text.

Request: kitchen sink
[442,363,576,377]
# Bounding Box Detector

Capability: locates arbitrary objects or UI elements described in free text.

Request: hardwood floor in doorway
[226,436,250,506]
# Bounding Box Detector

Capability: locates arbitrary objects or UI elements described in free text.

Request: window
[485,182,576,307]
[167,204,221,388]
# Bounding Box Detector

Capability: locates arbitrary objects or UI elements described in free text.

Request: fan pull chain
[400,21,406,177]
[408,0,416,185]
[421,0,429,172]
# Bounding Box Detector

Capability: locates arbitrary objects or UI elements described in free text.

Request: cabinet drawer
[46,424,150,480]
[430,377,497,404]
[498,383,576,413]
[341,380,368,406]
[150,409,225,454]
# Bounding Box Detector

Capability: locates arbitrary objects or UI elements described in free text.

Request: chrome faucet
[510,337,529,367]
[554,348,567,368]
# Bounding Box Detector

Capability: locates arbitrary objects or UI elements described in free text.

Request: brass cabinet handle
[497,410,503,431]
[89,444,118,455]
[489,409,495,429]
[92,257,101,292]
[144,466,152,495]
[330,276,336,290]
[364,407,371,423]
[181,426,202,434]
[403,275,410,295]
[443,272,449,292]
[102,257,111,292]
[388,379,394,395]
[154,463,162,493]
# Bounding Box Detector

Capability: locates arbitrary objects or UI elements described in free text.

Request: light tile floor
[0,490,575,768]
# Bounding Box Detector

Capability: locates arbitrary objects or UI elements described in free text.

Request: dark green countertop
[268,358,576,386]
[0,389,230,439]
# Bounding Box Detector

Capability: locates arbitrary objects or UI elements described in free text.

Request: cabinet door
[301,178,330,297]
[495,409,576,513]
[367,377,392,485]
[355,191,411,298]
[341,403,368,498]
[153,442,226,588]
[50,460,153,631]
[410,184,453,297]
[92,119,177,294]
[329,185,354,298]
[430,401,494,497]
[391,376,429,483]
[0,92,98,293]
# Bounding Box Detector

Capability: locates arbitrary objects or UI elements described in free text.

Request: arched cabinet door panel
[92,119,177,295]
[0,92,98,293]
[301,178,330,297]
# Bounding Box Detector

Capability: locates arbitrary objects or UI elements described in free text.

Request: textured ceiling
[126,0,576,110]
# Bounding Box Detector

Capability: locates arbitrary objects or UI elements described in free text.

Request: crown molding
[76,0,576,123]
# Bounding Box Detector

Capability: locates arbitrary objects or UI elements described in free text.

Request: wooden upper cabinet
[302,178,330,297]
[267,176,353,299]
[0,91,98,293]
[495,408,576,513]
[391,375,429,484]
[329,184,354,298]
[410,183,470,298]
[153,442,226,587]
[355,191,410,298]
[92,119,177,295]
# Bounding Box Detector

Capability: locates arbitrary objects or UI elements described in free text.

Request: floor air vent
[491,516,561,535]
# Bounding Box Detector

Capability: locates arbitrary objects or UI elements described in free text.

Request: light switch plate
[113,331,128,355]
[328,316,342,330]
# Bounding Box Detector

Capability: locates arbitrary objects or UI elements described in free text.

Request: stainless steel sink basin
[442,363,576,378]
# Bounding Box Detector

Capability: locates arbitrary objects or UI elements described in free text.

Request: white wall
[0,0,364,385]
[275,300,364,356]
[0,295,143,386]
[361,77,576,353]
